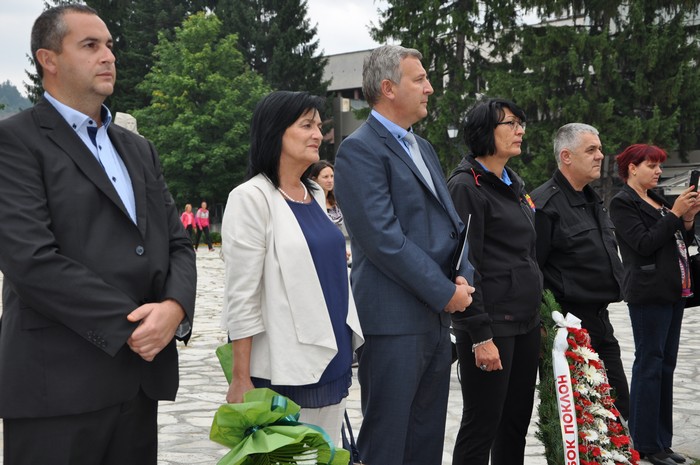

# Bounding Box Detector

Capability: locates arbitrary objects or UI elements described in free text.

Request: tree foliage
[373,0,700,203]
[0,81,31,116]
[214,0,329,96]
[372,0,521,174]
[489,1,700,201]
[133,12,271,208]
[27,0,212,111]
[86,0,213,113]
[23,56,43,105]
[28,0,328,107]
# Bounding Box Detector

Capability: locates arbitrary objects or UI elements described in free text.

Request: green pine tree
[371,0,521,175]
[488,0,700,202]
[214,0,329,96]
[372,0,700,200]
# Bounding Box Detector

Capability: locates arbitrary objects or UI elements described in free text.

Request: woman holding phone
[610,144,700,465]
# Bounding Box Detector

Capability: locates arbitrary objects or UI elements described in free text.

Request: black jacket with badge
[531,169,623,306]
[447,155,542,343]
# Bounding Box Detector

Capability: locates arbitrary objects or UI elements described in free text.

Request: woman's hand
[684,195,700,220]
[474,340,503,372]
[671,186,699,218]
[226,377,255,404]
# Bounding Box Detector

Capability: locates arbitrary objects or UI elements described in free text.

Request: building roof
[324,49,373,92]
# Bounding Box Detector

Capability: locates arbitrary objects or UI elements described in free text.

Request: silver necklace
[278,183,308,203]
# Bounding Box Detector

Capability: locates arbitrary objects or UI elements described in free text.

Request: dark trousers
[4,389,158,465]
[356,323,452,465]
[184,225,195,245]
[560,302,630,420]
[195,226,213,250]
[627,300,684,454]
[452,325,540,465]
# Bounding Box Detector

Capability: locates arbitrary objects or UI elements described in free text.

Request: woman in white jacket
[221,91,363,443]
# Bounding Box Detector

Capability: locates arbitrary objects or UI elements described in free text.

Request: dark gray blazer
[334,114,474,335]
[0,99,196,418]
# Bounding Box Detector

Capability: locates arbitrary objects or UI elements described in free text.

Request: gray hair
[362,45,423,107]
[553,123,599,166]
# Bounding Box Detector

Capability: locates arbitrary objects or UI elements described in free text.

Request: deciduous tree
[87,0,213,112]
[28,0,213,111]
[134,12,270,208]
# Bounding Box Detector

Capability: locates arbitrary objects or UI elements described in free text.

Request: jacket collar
[620,183,671,218]
[553,169,601,207]
[34,98,145,234]
[621,182,668,204]
[366,114,464,231]
[461,154,526,196]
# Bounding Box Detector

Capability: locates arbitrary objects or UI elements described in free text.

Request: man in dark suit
[334,45,475,465]
[0,5,196,464]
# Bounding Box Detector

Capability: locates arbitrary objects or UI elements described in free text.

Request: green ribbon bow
[210,344,350,465]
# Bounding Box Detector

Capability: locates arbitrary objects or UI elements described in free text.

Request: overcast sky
[0,0,387,96]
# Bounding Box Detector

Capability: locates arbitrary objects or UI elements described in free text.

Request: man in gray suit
[334,45,475,465]
[0,5,196,464]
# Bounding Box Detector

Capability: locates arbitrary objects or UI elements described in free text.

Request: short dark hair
[247,91,325,190]
[616,144,667,181]
[31,4,99,79]
[463,98,526,157]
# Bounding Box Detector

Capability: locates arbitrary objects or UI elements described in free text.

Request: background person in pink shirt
[195,201,214,251]
[180,203,195,246]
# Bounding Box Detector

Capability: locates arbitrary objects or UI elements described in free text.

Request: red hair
[616,144,667,181]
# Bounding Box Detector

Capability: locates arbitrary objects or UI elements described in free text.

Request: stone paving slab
[1,249,698,464]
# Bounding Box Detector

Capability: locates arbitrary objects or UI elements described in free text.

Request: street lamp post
[447,125,459,140]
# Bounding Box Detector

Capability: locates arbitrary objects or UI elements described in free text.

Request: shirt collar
[371,109,412,142]
[474,158,512,186]
[44,91,113,133]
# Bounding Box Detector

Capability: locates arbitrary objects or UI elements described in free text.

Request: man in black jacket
[531,123,630,420]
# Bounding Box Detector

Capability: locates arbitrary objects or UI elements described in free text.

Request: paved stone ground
[1,249,698,464]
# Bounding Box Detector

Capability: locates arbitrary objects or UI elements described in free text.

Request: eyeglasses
[496,120,526,131]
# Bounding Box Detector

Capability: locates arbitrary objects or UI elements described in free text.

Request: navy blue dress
[252,198,353,408]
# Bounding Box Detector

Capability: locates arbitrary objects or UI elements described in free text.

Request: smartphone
[690,170,700,191]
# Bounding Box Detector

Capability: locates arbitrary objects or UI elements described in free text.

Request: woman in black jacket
[610,144,700,465]
[447,98,542,465]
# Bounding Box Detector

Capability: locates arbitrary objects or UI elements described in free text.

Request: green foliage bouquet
[537,291,566,464]
[210,344,349,465]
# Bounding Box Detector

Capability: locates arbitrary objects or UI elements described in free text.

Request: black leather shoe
[664,448,686,463]
[644,452,678,465]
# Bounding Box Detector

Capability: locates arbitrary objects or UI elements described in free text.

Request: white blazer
[221,174,363,385]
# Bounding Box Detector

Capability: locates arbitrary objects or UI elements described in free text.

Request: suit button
[135,246,145,255]
[450,232,457,239]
